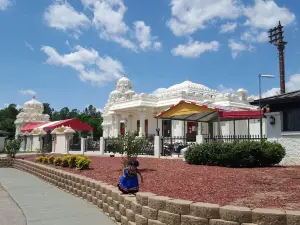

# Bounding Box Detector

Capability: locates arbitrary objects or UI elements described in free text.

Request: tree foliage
[0,103,103,139]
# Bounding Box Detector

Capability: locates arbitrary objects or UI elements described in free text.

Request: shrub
[41,156,48,164]
[60,156,69,167]
[108,133,149,168]
[36,156,44,163]
[54,157,62,166]
[48,156,55,164]
[4,139,21,158]
[184,141,286,168]
[67,155,77,168]
[75,156,90,170]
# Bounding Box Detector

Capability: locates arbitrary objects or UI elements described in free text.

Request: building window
[283,108,300,131]
[162,120,172,137]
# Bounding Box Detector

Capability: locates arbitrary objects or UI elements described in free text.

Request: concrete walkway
[0,184,26,225]
[0,168,115,225]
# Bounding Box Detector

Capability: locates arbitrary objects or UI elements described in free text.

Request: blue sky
[0,0,299,111]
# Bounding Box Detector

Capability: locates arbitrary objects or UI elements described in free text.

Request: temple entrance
[186,121,197,142]
[162,120,171,137]
[120,122,125,136]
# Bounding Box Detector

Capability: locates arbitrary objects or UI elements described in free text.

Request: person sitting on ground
[117,160,143,195]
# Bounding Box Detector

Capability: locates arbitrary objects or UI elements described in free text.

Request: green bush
[184,141,285,168]
[42,156,48,164]
[67,155,78,168]
[48,156,55,164]
[60,156,69,167]
[4,139,21,158]
[54,157,62,166]
[75,156,90,170]
[36,156,44,163]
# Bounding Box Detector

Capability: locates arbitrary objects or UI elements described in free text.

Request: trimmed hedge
[36,155,90,170]
[184,141,285,168]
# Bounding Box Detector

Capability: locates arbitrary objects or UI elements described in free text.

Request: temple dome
[23,97,44,114]
[117,75,132,90]
[167,80,212,91]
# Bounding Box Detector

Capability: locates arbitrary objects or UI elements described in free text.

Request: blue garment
[119,168,139,192]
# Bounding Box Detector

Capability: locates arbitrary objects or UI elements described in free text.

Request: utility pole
[268,21,287,94]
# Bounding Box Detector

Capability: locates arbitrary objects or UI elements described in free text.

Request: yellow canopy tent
[154,100,219,122]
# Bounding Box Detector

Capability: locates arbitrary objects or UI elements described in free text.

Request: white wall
[26,136,32,151]
[31,136,41,151]
[55,134,67,154]
[265,112,300,165]
[213,119,265,136]
[0,137,5,152]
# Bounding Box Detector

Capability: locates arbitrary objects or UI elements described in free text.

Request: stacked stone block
[2,159,299,225]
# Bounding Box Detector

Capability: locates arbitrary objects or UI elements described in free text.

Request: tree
[0,104,19,138]
[77,105,103,138]
[43,103,54,120]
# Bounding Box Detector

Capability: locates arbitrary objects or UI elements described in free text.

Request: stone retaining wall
[2,159,300,225]
[0,158,13,167]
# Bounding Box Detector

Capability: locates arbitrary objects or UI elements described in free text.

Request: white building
[14,97,50,139]
[102,76,264,139]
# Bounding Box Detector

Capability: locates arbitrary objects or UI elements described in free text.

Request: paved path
[0,184,26,225]
[0,168,115,225]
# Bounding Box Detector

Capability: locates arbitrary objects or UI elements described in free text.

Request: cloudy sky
[0,0,299,110]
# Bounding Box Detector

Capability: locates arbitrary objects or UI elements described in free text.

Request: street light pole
[258,74,275,142]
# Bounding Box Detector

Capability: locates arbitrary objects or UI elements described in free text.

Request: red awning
[218,110,264,119]
[43,118,93,131]
[21,118,93,133]
[21,122,48,132]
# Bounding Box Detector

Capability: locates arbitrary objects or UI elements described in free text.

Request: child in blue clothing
[117,160,143,194]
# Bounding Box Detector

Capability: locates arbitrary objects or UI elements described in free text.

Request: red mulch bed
[17,154,300,210]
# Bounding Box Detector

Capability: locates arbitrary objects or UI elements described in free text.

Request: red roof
[218,110,264,119]
[21,118,93,133]
[21,122,48,132]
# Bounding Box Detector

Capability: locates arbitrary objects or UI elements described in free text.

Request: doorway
[120,122,125,136]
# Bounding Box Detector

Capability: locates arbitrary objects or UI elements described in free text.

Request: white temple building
[102,76,265,139]
[14,97,50,139]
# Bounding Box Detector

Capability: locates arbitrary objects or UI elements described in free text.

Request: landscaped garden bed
[18,154,300,211]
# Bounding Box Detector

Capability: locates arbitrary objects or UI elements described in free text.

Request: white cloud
[44,1,90,38]
[134,21,161,51]
[96,108,103,112]
[41,45,124,85]
[228,39,254,59]
[167,0,242,36]
[244,0,296,29]
[241,29,268,43]
[217,84,235,94]
[81,0,137,51]
[19,89,37,96]
[220,22,237,33]
[171,39,220,58]
[81,0,161,52]
[0,0,13,11]
[249,74,300,99]
[25,41,34,51]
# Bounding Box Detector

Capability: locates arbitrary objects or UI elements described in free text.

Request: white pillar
[196,135,205,144]
[26,136,32,151]
[154,136,161,158]
[100,137,105,155]
[139,110,145,137]
[51,135,56,153]
[80,138,86,155]
[112,114,121,137]
[128,115,132,133]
